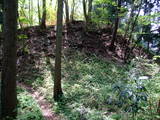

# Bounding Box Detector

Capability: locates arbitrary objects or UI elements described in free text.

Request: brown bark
[128,1,142,43]
[157,99,160,115]
[64,0,69,25]
[54,0,63,101]
[88,0,93,22]
[83,0,93,29]
[70,0,75,22]
[37,0,41,25]
[1,0,18,119]
[41,0,46,29]
[28,0,33,26]
[83,0,88,22]
[109,0,121,51]
[124,0,143,63]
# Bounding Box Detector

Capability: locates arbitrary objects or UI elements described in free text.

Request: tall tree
[124,0,143,62]
[109,0,121,51]
[54,0,63,100]
[141,0,154,51]
[41,0,46,28]
[37,0,41,25]
[83,0,87,22]
[1,0,18,119]
[88,0,93,22]
[70,0,75,22]
[28,0,33,25]
[64,0,69,25]
[83,0,93,25]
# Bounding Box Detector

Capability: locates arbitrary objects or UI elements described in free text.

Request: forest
[0,0,160,120]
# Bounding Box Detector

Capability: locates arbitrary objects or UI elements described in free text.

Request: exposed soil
[0,21,150,73]
[17,21,150,67]
[18,82,60,120]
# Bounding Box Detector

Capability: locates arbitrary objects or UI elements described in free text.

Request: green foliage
[112,77,148,113]
[35,51,127,119]
[16,87,44,120]
[46,6,56,25]
[32,76,45,87]
[21,72,45,88]
[92,0,117,26]
[138,12,160,25]
[111,114,122,120]
[92,0,128,27]
[18,34,28,40]
[17,49,160,120]
[19,16,31,25]
[109,57,160,119]
[153,55,160,64]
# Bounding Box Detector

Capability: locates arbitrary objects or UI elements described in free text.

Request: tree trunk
[31,0,33,25]
[124,0,142,63]
[29,0,32,26]
[147,41,150,51]
[109,0,121,51]
[64,0,69,25]
[70,0,75,22]
[54,0,63,101]
[1,0,18,119]
[37,0,41,25]
[88,0,93,22]
[124,1,135,38]
[41,0,46,29]
[128,0,142,43]
[83,0,88,22]
[83,0,93,29]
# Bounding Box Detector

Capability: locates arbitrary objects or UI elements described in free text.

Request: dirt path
[18,82,60,120]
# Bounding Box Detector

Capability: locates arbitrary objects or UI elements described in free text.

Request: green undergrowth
[19,49,160,120]
[16,87,44,120]
[30,50,128,120]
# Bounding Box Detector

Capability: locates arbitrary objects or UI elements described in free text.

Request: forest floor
[2,22,160,120]
[16,23,128,120]
[17,21,149,66]
[18,82,60,120]
[16,47,160,120]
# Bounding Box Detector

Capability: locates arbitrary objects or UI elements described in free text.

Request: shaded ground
[0,21,157,120]
[16,22,122,66]
[17,86,44,120]
[18,82,60,120]
[15,23,129,119]
[17,21,150,68]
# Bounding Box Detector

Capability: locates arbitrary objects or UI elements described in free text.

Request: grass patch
[38,51,128,120]
[18,50,160,120]
[16,87,44,120]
